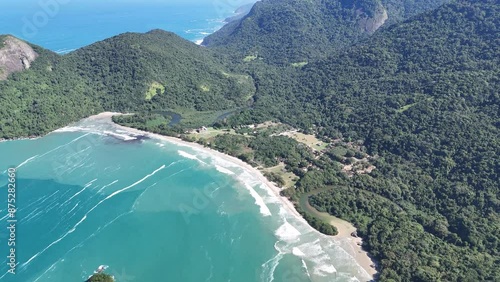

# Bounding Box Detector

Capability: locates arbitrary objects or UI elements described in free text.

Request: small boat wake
[94,265,109,274]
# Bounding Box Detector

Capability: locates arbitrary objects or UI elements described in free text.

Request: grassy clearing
[397,98,434,113]
[199,85,210,92]
[187,127,239,139]
[291,61,308,68]
[221,71,250,80]
[397,102,417,113]
[146,82,165,100]
[243,55,258,62]
[256,121,283,129]
[281,131,329,151]
[262,163,298,188]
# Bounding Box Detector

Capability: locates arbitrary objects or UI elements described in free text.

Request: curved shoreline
[90,112,378,280]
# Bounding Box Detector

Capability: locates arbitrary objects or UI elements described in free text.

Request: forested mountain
[0,44,102,138]
[203,0,450,64]
[66,30,255,111]
[0,0,499,281]
[0,30,254,138]
[225,0,499,280]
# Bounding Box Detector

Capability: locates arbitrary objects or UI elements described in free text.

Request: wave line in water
[19,190,60,214]
[177,150,208,165]
[38,132,92,159]
[261,241,284,282]
[60,186,87,207]
[97,179,119,193]
[68,203,79,214]
[32,259,61,282]
[104,164,165,200]
[20,165,166,269]
[132,182,157,210]
[16,155,39,169]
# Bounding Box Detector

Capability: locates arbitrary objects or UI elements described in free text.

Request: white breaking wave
[24,209,45,223]
[292,247,306,257]
[214,165,235,175]
[302,259,311,278]
[53,126,98,134]
[16,155,39,168]
[33,210,134,282]
[20,190,60,214]
[177,150,208,165]
[261,241,284,282]
[178,148,274,217]
[177,150,197,160]
[14,133,94,172]
[104,165,165,200]
[103,130,137,141]
[295,239,338,277]
[314,264,337,276]
[275,220,301,243]
[242,183,272,216]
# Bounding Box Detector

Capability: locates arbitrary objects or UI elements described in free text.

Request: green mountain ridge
[203,0,451,64]
[0,30,255,138]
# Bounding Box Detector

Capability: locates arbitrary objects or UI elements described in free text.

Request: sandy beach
[90,112,377,279]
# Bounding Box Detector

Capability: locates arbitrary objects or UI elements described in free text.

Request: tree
[86,273,114,282]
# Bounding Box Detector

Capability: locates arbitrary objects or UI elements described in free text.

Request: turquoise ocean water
[0,118,371,281]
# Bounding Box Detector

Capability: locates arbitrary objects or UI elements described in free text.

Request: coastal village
[188,120,377,188]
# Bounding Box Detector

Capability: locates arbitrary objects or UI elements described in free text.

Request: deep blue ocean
[0,1,372,281]
[0,0,253,53]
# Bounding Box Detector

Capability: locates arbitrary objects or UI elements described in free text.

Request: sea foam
[275,221,301,242]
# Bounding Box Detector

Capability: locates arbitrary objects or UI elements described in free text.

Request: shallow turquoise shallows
[0,118,370,282]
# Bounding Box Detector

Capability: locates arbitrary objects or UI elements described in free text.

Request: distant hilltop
[224,3,256,23]
[0,35,38,80]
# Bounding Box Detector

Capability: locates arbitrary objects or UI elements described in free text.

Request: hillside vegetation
[203,0,450,64]
[0,30,255,138]
[218,1,500,280]
[65,30,255,111]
